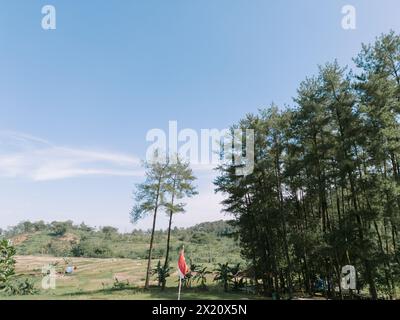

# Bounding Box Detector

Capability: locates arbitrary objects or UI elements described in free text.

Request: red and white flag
[177,249,189,279]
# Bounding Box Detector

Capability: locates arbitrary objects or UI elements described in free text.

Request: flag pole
[178,245,184,301]
[178,276,182,300]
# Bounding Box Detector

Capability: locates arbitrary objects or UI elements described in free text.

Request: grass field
[0,255,262,300]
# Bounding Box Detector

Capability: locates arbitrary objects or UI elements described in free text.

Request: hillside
[1,220,243,265]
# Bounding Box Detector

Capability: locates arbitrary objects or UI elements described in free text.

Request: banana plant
[193,266,211,290]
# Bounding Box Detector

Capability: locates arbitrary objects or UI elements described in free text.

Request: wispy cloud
[0,131,144,181]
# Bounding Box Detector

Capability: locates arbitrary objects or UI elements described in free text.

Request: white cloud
[0,131,228,229]
[0,131,144,181]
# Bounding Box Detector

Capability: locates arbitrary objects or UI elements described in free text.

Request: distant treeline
[0,219,242,264]
[0,219,235,238]
[215,31,400,299]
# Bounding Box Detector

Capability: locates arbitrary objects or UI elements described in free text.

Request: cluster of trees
[131,155,197,289]
[215,31,400,299]
[1,220,89,238]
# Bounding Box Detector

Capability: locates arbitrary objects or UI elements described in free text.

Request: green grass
[2,287,263,300]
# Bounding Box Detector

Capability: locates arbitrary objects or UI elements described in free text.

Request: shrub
[213,262,244,292]
[0,239,16,291]
[4,278,37,296]
[70,240,111,258]
[152,260,170,287]
[230,263,245,291]
[50,222,67,236]
[190,232,209,244]
[193,266,211,290]
[112,278,130,290]
[213,263,233,292]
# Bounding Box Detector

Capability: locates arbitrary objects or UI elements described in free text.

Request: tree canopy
[215,31,400,299]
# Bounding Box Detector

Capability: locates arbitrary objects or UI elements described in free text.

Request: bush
[112,278,130,290]
[4,278,37,296]
[50,222,67,236]
[230,263,245,291]
[149,247,165,259]
[152,260,170,287]
[190,232,209,244]
[213,262,245,292]
[193,266,211,290]
[0,239,16,290]
[214,263,233,292]
[70,243,85,257]
[70,240,111,258]
[46,240,72,257]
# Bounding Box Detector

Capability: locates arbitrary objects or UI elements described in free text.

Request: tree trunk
[144,180,162,289]
[144,207,158,289]
[162,180,176,290]
[162,210,173,290]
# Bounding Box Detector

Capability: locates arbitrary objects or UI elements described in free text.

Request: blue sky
[1,0,400,231]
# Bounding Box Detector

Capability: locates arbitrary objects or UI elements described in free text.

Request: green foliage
[193,266,212,290]
[213,263,233,292]
[130,155,171,289]
[46,239,72,257]
[215,31,400,299]
[0,239,16,290]
[112,278,130,290]
[152,260,170,287]
[71,240,111,258]
[161,157,198,289]
[4,278,37,296]
[229,263,245,291]
[0,240,37,296]
[212,262,245,293]
[49,222,68,237]
[190,232,210,244]
[101,226,118,239]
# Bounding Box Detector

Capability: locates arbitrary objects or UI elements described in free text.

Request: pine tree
[161,157,197,290]
[214,32,400,299]
[131,154,169,289]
